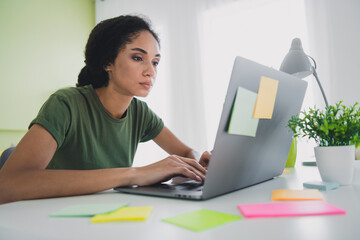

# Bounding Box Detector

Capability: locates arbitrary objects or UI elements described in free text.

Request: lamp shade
[280,38,312,78]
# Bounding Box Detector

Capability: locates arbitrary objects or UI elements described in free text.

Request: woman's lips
[140,82,152,89]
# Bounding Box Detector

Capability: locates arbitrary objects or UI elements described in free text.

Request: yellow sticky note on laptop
[90,206,153,223]
[253,76,279,119]
[271,189,323,201]
[228,86,259,137]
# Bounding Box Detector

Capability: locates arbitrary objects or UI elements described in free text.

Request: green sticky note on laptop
[228,86,259,137]
[162,209,242,232]
[49,203,128,217]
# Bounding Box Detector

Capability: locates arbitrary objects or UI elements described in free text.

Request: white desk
[1,165,360,240]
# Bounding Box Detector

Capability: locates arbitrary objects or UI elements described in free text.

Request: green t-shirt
[29,85,164,170]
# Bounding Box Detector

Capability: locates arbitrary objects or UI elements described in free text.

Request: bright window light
[199,0,311,153]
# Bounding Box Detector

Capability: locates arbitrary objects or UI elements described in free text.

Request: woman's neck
[95,86,133,119]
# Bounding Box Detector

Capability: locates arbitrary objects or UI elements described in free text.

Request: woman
[0,15,210,204]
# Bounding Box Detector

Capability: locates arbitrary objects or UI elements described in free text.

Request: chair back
[0,147,16,169]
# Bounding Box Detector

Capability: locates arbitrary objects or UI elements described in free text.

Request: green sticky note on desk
[162,209,242,232]
[49,203,128,217]
[228,86,259,137]
[91,206,153,223]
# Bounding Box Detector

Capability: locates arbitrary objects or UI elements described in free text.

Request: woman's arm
[153,126,211,167]
[0,124,137,204]
[153,126,196,158]
[0,124,206,204]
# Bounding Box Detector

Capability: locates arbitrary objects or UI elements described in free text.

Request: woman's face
[106,30,160,97]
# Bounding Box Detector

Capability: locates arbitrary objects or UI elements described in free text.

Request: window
[199,0,313,162]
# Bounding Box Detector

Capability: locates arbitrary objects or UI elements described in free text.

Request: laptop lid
[114,56,307,200]
[202,56,307,199]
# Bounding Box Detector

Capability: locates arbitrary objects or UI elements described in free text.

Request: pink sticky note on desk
[238,201,346,218]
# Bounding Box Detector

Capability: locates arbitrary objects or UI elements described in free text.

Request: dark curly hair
[77,15,160,88]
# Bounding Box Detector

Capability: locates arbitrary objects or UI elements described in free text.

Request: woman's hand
[199,151,211,169]
[132,155,207,186]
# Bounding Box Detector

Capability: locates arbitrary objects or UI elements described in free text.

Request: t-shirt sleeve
[139,101,164,142]
[29,94,71,149]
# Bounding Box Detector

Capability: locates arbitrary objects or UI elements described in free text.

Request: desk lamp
[280,38,328,106]
[280,38,329,167]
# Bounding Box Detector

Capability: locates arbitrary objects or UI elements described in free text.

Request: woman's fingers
[199,151,211,168]
[173,166,202,182]
[136,154,208,186]
[168,155,206,181]
[175,155,207,175]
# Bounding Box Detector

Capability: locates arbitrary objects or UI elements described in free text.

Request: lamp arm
[312,66,329,107]
[308,55,317,69]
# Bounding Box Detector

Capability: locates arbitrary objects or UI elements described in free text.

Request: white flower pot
[314,145,355,185]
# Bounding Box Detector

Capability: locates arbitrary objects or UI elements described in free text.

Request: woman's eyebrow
[131,48,161,57]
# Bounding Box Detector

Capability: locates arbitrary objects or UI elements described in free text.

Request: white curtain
[305,0,360,107]
[96,0,360,166]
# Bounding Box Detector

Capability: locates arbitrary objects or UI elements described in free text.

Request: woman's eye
[132,56,143,61]
[153,61,159,66]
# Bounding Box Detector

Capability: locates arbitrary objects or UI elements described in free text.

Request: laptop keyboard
[158,180,204,191]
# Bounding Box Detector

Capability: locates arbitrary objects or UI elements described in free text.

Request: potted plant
[288,101,360,185]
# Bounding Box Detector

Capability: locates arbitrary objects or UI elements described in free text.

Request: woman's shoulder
[130,97,160,119]
[50,85,92,100]
[131,97,150,109]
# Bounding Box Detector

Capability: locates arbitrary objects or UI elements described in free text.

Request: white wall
[305,0,360,107]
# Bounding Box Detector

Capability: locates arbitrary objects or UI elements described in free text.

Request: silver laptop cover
[114,56,307,200]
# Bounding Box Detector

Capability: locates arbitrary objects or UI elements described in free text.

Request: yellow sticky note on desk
[272,189,323,201]
[253,76,279,119]
[91,206,153,223]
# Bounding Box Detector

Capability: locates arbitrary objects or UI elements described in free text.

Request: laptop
[114,56,308,200]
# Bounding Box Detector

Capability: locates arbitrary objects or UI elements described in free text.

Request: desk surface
[1,165,360,240]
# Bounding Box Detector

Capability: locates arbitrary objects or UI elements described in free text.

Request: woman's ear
[104,63,112,72]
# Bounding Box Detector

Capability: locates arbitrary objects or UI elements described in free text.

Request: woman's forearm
[0,167,136,204]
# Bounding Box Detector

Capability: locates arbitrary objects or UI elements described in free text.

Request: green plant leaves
[288,101,360,147]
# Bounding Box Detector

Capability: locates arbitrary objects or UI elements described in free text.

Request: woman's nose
[143,62,156,77]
